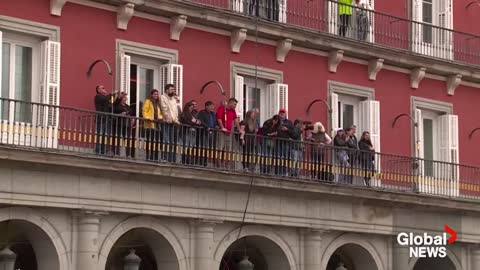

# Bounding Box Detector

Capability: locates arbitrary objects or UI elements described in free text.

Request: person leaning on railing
[142,89,163,161]
[94,85,120,155]
[358,131,375,187]
[334,129,350,183]
[311,122,333,181]
[260,115,280,174]
[113,93,135,158]
[179,100,202,165]
[239,110,258,172]
[197,101,217,167]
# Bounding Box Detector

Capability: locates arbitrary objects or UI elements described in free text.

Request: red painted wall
[0,0,478,166]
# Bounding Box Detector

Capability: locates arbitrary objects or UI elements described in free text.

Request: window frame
[230,62,284,122]
[328,80,375,133]
[410,96,453,159]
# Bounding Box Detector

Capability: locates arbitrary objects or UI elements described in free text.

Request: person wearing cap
[276,108,294,176]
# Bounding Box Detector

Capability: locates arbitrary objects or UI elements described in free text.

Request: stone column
[392,241,409,270]
[471,245,480,270]
[76,211,102,270]
[194,220,217,270]
[304,229,324,270]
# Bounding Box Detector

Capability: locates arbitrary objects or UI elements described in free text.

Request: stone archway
[0,207,68,270]
[98,216,188,270]
[409,249,463,270]
[219,236,291,270]
[321,234,385,270]
[214,225,297,270]
[326,243,378,270]
[413,257,456,270]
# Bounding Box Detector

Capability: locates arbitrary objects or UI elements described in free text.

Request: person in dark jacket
[345,126,359,183]
[290,119,304,177]
[334,129,351,184]
[276,108,294,176]
[197,101,216,167]
[113,94,135,158]
[359,131,375,187]
[94,85,117,155]
[261,115,280,174]
[180,100,202,165]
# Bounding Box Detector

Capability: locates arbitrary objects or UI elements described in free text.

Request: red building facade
[1,0,479,165]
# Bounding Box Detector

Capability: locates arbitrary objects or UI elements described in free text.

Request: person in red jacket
[216,98,241,169]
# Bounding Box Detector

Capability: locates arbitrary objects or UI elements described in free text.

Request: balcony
[183,0,480,66]
[1,97,480,200]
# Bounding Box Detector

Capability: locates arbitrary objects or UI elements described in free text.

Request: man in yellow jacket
[142,89,163,161]
[338,0,353,36]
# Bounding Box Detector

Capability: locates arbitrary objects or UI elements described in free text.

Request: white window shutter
[359,100,380,154]
[279,0,287,23]
[367,0,375,43]
[438,114,459,196]
[414,108,424,159]
[161,64,183,106]
[277,83,288,112]
[232,0,244,13]
[438,114,458,164]
[411,0,423,54]
[40,40,60,149]
[120,54,131,102]
[437,0,453,59]
[234,75,244,119]
[328,1,339,35]
[330,93,339,137]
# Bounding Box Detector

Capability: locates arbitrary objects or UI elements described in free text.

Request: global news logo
[396,225,457,258]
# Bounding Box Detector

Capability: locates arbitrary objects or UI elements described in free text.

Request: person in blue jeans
[94,85,116,155]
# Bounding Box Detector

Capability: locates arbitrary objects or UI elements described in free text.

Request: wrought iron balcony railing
[1,97,480,200]
[185,0,480,65]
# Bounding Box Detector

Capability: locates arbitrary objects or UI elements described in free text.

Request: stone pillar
[392,241,409,270]
[471,245,480,270]
[304,229,324,270]
[76,211,102,270]
[194,220,217,270]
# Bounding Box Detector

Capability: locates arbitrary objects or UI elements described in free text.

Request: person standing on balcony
[261,115,280,174]
[345,126,359,183]
[216,98,241,169]
[94,85,116,155]
[311,122,333,181]
[143,89,163,161]
[180,100,202,165]
[334,129,350,183]
[359,131,375,187]
[113,93,135,158]
[198,101,217,167]
[276,108,293,176]
[240,110,258,171]
[338,0,354,37]
[290,119,304,177]
[160,84,181,162]
[354,0,372,41]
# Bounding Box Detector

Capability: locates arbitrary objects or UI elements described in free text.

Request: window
[0,17,60,148]
[327,0,375,42]
[329,81,380,154]
[231,62,286,125]
[117,40,182,118]
[411,0,453,59]
[412,97,458,196]
[232,0,287,23]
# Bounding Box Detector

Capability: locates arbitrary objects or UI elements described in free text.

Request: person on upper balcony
[338,0,354,37]
[354,0,373,41]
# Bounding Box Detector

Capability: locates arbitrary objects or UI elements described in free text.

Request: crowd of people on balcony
[93,84,376,186]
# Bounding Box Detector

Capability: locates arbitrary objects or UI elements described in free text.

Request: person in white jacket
[354,0,373,42]
[160,83,181,162]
